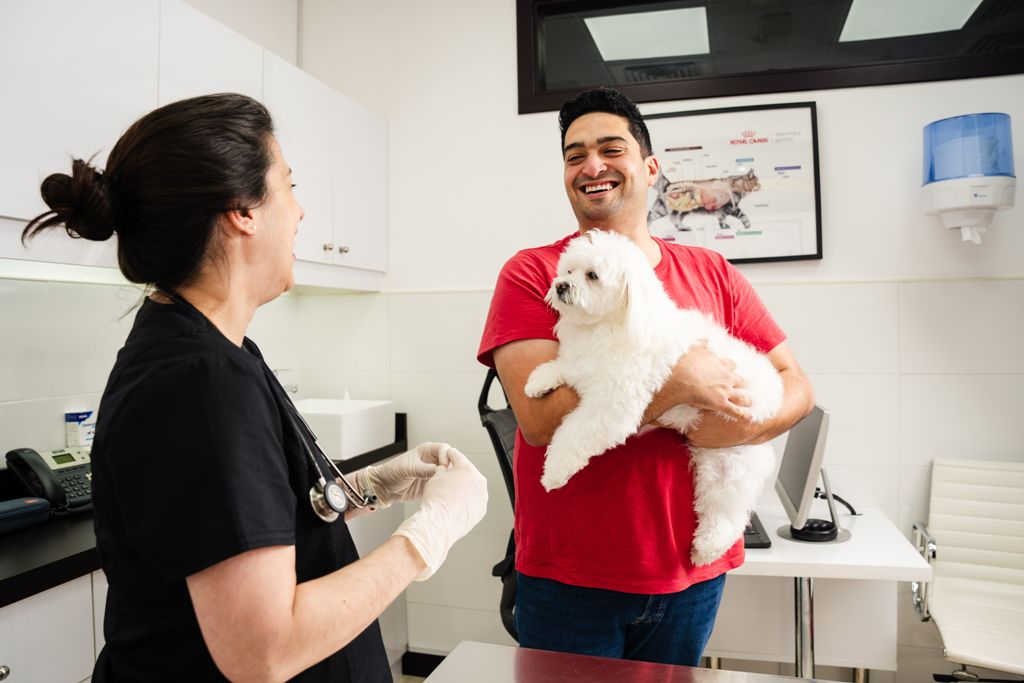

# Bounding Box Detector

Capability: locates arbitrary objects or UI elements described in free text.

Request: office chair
[477,368,518,641]
[911,458,1024,682]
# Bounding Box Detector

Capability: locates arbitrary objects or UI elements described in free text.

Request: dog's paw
[524,376,549,399]
[690,541,723,567]
[524,362,563,398]
[540,467,572,491]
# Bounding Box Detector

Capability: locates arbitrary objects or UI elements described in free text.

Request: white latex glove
[393,448,488,581]
[353,442,452,508]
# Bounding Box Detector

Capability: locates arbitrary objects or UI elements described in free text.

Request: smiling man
[477,87,813,666]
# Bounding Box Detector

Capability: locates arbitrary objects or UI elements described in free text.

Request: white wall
[300,0,1023,292]
[184,0,298,64]
[298,0,1024,680]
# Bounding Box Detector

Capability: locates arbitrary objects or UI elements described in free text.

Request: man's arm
[685,341,814,449]
[493,339,753,447]
[493,339,578,447]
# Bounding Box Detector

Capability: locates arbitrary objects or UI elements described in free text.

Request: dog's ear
[623,250,663,348]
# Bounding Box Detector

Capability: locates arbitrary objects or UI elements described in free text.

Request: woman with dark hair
[24,93,487,682]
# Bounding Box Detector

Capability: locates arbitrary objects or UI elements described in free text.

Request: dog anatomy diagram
[645,107,818,262]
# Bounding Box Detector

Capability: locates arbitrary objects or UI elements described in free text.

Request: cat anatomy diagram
[645,107,819,262]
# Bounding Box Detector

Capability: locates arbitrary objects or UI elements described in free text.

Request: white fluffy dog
[525,230,783,565]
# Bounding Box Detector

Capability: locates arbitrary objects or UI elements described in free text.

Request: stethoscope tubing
[159,287,371,520]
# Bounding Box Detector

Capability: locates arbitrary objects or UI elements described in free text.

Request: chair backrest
[927,458,1024,587]
[478,368,517,508]
[478,368,519,641]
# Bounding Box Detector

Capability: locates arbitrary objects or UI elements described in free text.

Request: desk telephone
[5,447,92,514]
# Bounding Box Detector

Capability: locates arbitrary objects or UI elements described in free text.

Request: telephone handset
[5,447,92,514]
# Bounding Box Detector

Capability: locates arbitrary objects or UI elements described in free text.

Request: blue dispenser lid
[923,113,1015,185]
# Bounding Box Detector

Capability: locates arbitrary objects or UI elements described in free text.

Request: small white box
[294,399,395,461]
[65,411,96,448]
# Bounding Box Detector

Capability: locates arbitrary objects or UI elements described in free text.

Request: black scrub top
[90,297,390,682]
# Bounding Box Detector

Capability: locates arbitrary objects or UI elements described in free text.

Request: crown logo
[741,130,756,138]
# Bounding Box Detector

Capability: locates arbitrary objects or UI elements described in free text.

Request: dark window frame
[517,0,1024,114]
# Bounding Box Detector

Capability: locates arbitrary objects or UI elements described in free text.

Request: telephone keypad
[58,463,92,504]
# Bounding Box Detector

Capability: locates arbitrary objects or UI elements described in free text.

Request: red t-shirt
[477,232,786,594]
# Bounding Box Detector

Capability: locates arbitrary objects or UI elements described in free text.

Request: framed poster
[644,102,822,263]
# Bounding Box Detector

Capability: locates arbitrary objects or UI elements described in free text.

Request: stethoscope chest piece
[309,477,347,523]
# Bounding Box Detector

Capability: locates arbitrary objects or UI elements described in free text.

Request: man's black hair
[558,87,653,157]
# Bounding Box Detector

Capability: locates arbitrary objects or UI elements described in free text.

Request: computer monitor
[774,405,845,542]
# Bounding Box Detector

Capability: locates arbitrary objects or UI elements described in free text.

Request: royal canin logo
[731,129,768,145]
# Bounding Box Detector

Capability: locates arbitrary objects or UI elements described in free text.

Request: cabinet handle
[337,246,350,254]
[322,243,334,252]
[0,664,10,680]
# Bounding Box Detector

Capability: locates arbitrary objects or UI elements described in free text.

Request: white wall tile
[388,292,492,374]
[248,292,302,372]
[754,282,900,374]
[298,370,391,402]
[898,465,932,538]
[299,293,389,373]
[406,531,506,612]
[900,374,1024,468]
[805,374,899,467]
[46,282,136,397]
[406,603,516,656]
[901,280,1024,374]
[0,280,50,402]
[0,399,58,464]
[389,371,493,454]
[463,449,514,538]
[823,464,899,523]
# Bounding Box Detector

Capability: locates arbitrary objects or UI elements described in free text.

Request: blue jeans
[515,572,726,666]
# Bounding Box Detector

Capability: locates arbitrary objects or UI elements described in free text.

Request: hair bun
[37,158,115,241]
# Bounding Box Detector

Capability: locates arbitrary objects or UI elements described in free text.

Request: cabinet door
[262,51,335,265]
[92,570,109,659]
[159,0,263,105]
[333,94,387,272]
[0,1,159,235]
[0,576,95,683]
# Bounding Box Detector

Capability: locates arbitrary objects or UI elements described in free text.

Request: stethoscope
[159,288,375,522]
[277,390,376,521]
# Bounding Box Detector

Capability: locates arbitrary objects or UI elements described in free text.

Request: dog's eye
[586,271,599,281]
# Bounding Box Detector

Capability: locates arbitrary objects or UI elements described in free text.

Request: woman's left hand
[354,442,453,508]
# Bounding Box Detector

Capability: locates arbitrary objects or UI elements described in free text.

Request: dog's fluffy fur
[525,230,783,565]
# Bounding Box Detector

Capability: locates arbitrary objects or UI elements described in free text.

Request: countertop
[0,414,406,609]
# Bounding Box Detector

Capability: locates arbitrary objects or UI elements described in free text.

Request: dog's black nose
[556,282,570,296]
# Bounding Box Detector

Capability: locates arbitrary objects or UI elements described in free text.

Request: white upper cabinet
[0,1,386,290]
[158,0,263,104]
[334,93,387,272]
[0,0,159,265]
[262,49,336,266]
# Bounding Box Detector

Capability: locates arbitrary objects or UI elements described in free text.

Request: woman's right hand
[392,448,488,580]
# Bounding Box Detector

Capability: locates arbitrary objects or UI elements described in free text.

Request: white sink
[294,398,396,461]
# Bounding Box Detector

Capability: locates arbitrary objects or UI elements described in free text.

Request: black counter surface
[0,414,406,609]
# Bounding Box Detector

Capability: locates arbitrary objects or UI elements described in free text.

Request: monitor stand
[777,468,852,544]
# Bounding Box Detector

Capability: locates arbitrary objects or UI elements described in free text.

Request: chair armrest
[911,521,937,621]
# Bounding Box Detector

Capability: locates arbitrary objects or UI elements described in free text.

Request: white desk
[706,507,932,679]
